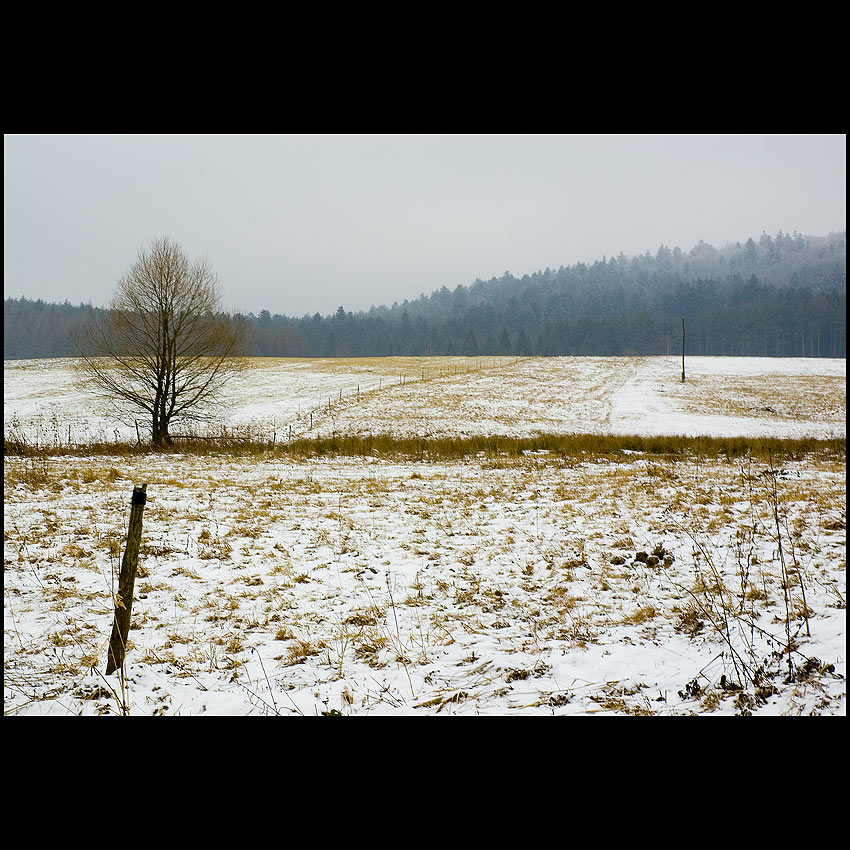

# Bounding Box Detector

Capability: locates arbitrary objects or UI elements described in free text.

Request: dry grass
[7,431,842,465]
[4,358,846,716]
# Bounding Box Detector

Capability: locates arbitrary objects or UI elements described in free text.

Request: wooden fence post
[105,484,147,675]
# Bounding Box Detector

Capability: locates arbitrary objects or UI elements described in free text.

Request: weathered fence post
[105,484,147,675]
[681,317,686,382]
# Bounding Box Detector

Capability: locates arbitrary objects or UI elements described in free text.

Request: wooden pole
[105,484,147,675]
[681,317,686,382]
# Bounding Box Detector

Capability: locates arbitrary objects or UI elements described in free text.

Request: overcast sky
[4,134,845,317]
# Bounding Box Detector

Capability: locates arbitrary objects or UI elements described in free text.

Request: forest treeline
[5,230,846,360]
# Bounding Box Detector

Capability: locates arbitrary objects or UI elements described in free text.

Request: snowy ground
[5,355,846,446]
[3,356,846,716]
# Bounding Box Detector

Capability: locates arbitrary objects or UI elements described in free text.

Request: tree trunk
[152,415,171,447]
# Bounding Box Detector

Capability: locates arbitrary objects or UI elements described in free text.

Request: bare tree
[76,236,248,446]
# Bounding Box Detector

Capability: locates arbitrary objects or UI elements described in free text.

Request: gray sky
[4,134,845,317]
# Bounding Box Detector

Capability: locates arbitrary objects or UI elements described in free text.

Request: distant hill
[5,230,845,359]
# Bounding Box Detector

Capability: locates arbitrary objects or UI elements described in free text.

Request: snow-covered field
[5,355,846,446]
[4,356,846,715]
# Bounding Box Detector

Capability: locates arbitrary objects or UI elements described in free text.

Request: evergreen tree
[5,231,845,360]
